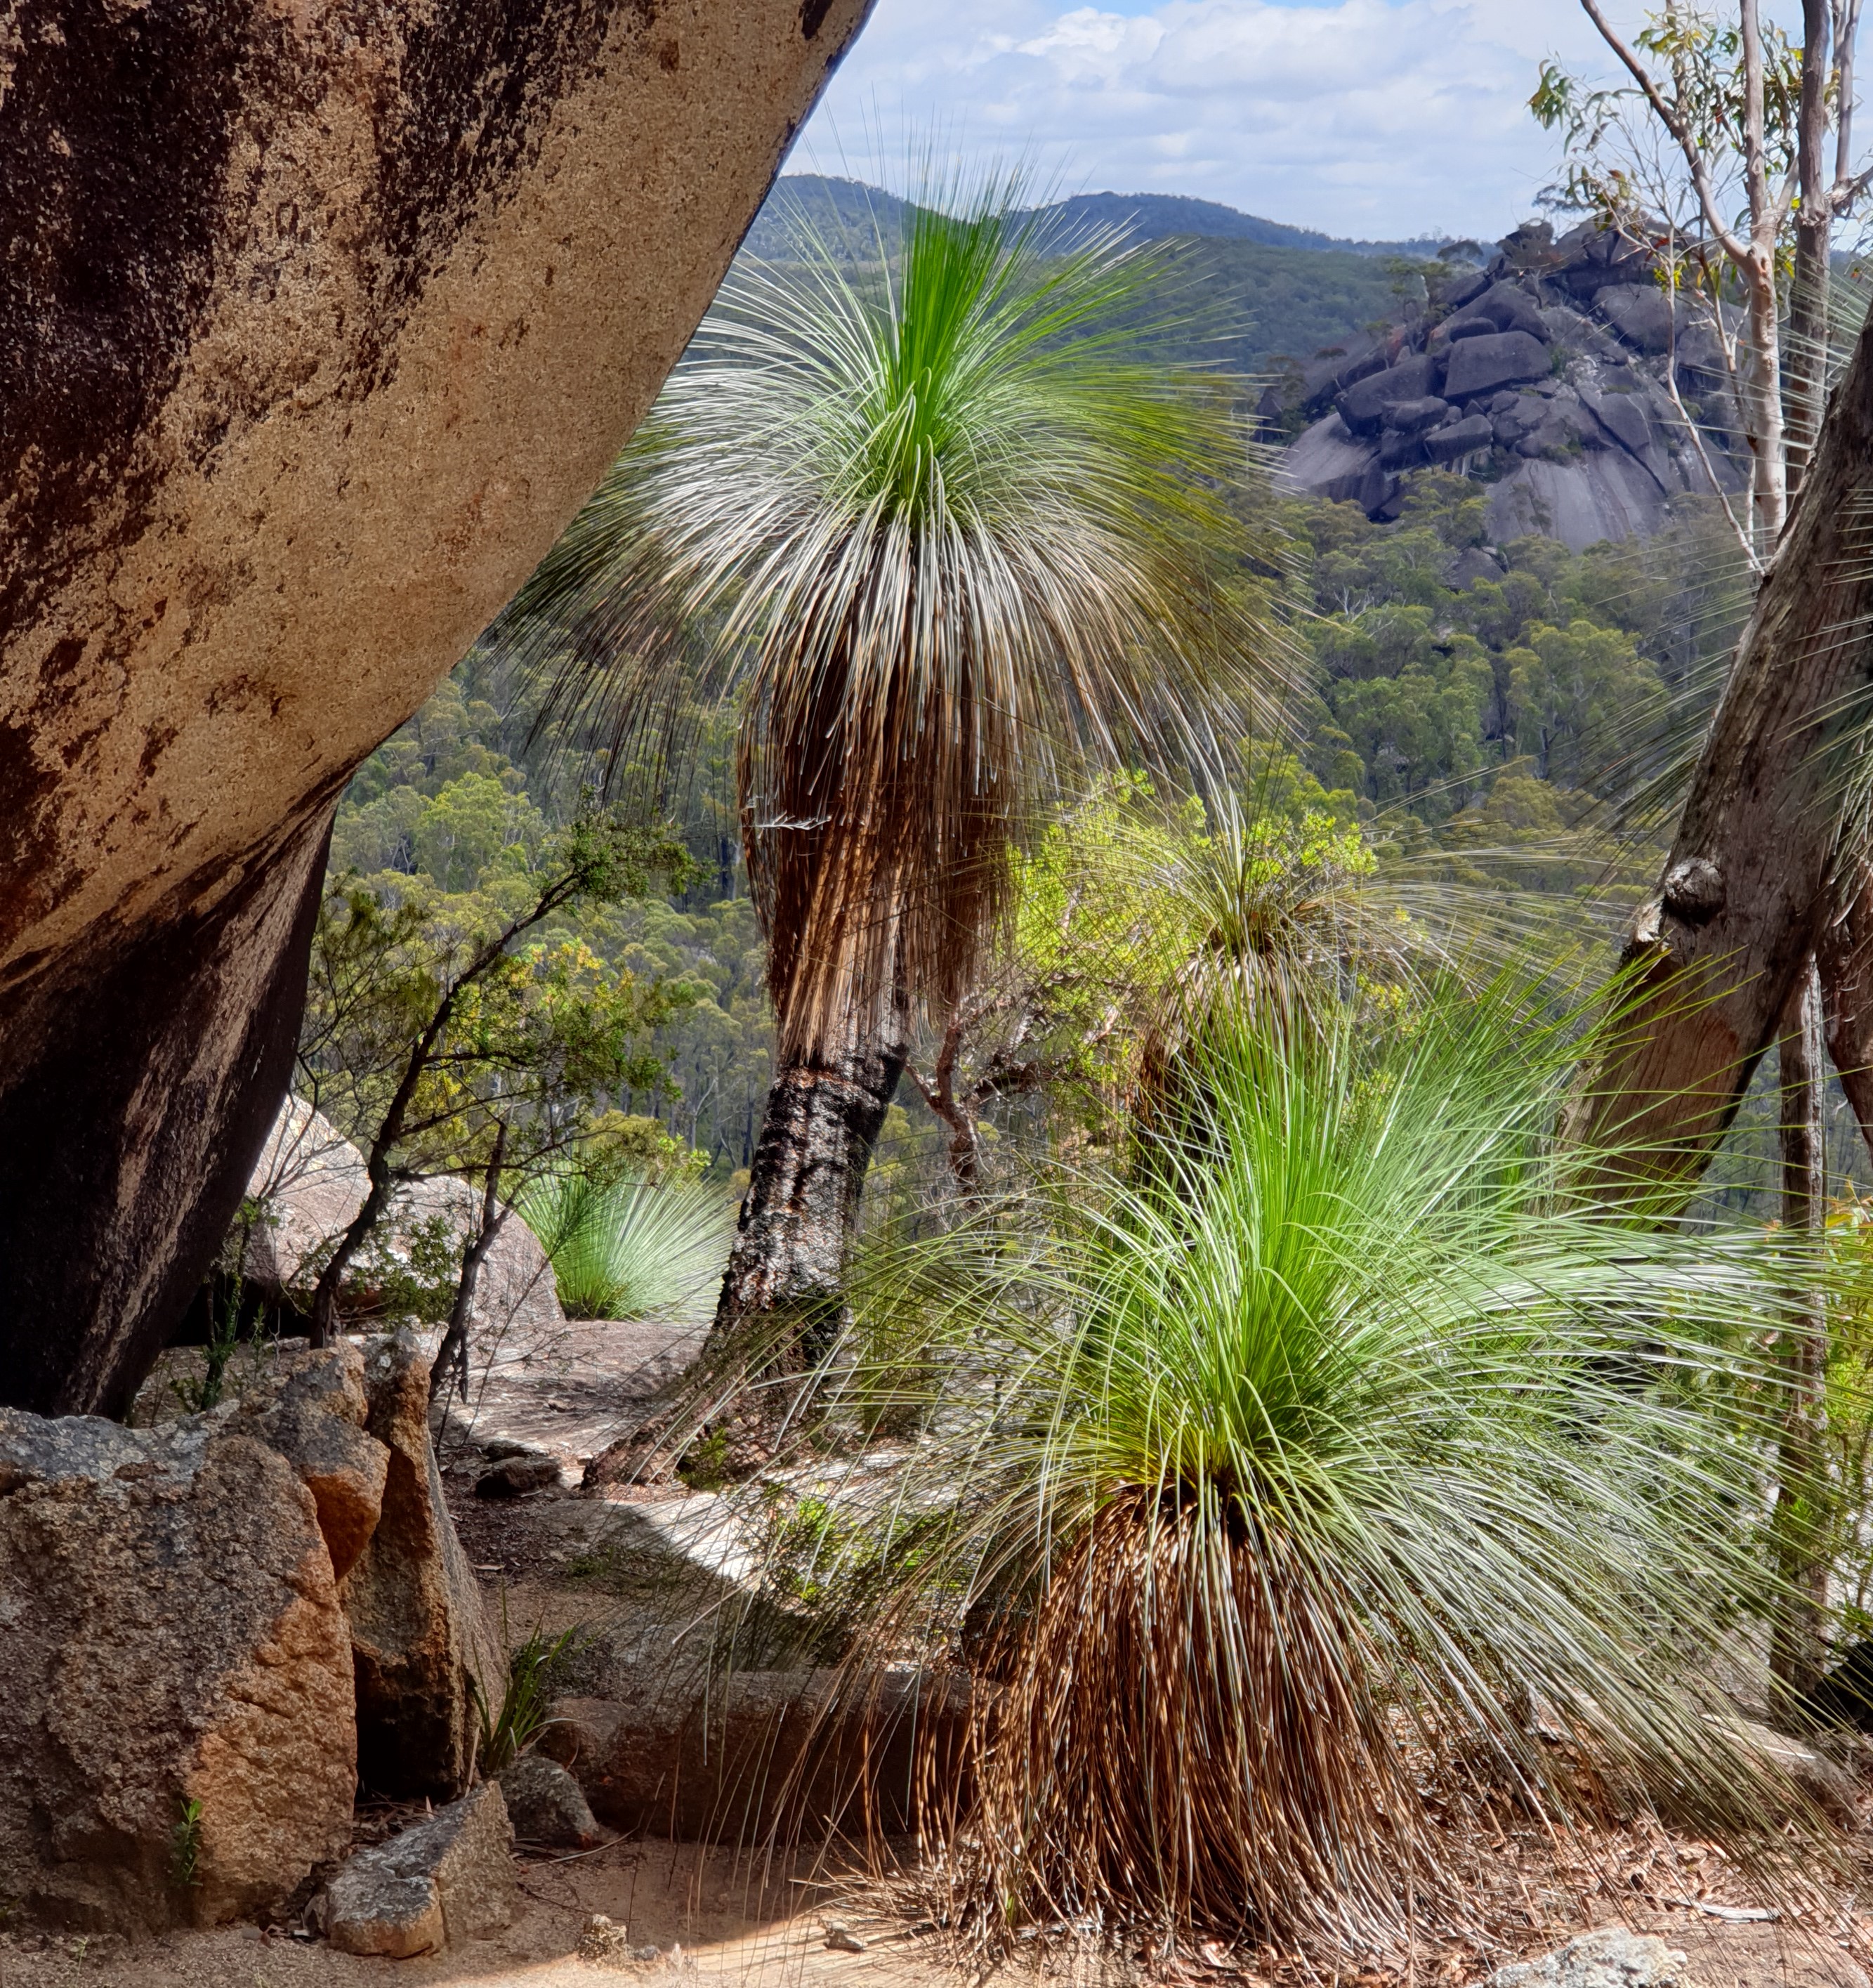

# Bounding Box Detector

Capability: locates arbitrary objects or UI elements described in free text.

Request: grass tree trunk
[1771,962,1830,1702]
[712,998,912,1374]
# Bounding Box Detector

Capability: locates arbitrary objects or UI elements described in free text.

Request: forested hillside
[329,471,1768,1181]
[744,174,1435,384]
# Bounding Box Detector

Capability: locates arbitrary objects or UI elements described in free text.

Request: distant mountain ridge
[741,175,1449,263]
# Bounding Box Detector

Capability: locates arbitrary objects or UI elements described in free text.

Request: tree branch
[1579,0,1756,266]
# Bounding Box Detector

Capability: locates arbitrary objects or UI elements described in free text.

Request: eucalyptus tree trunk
[712,998,912,1373]
[1566,299,1873,1190]
[1771,964,1830,1701]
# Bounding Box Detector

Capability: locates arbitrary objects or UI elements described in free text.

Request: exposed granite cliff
[1276,220,1744,549]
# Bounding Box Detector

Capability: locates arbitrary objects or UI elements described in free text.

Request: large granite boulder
[1443,329,1551,400]
[0,0,875,1424]
[341,1330,505,1799]
[0,1409,357,1930]
[245,1096,563,1347]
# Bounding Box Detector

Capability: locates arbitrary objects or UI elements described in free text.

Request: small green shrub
[170,1796,204,1891]
[472,1623,586,1774]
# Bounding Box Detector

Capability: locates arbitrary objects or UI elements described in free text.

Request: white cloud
[796,0,1700,241]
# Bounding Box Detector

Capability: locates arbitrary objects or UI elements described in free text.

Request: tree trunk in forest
[1819,858,1873,1162]
[1566,301,1873,1190]
[0,0,873,1417]
[1771,962,1830,1703]
[712,1002,911,1374]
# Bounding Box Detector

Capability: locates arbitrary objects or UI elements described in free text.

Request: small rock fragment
[579,1913,632,1961]
[323,1783,515,1957]
[1491,1929,1685,1988]
[476,1454,561,1498]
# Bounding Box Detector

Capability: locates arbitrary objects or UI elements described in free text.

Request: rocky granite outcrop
[0,1406,357,1930]
[0,0,874,1425]
[1275,219,1744,549]
[342,1330,505,1800]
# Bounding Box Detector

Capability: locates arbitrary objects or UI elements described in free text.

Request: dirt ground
[93,1329,1873,1988]
[4,1868,1872,1988]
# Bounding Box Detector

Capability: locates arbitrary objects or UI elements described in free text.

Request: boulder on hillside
[341,1330,505,1800]
[322,1784,515,1958]
[0,1410,357,1930]
[1338,353,1445,433]
[1444,329,1551,400]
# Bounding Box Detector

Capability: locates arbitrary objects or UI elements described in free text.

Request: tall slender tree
[519,177,1287,1367]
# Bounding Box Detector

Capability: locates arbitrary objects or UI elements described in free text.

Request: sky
[791,0,1775,244]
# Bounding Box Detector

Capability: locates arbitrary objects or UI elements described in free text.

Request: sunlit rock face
[0,0,874,1417]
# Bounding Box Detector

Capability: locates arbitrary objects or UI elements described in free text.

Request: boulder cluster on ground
[1275,218,1744,549]
[0,1334,497,1934]
[244,1097,563,1346]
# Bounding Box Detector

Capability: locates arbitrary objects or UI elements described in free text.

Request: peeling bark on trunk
[1568,303,1873,1189]
[714,1004,910,1372]
[0,0,874,1413]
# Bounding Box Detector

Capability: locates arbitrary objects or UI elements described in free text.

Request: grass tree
[742,973,1847,1960]
[519,176,1286,1373]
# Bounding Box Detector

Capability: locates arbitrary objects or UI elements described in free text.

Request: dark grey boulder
[1433,266,1490,313]
[1582,389,1652,458]
[1445,330,1551,400]
[499,1753,603,1849]
[1337,353,1445,433]
[1387,395,1450,434]
[1444,313,1499,341]
[1597,285,1683,354]
[1425,414,1496,464]
[1493,396,1546,447]
[1473,280,1549,340]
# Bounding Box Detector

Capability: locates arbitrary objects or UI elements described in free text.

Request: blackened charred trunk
[713,1007,909,1371]
[0,809,332,1416]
